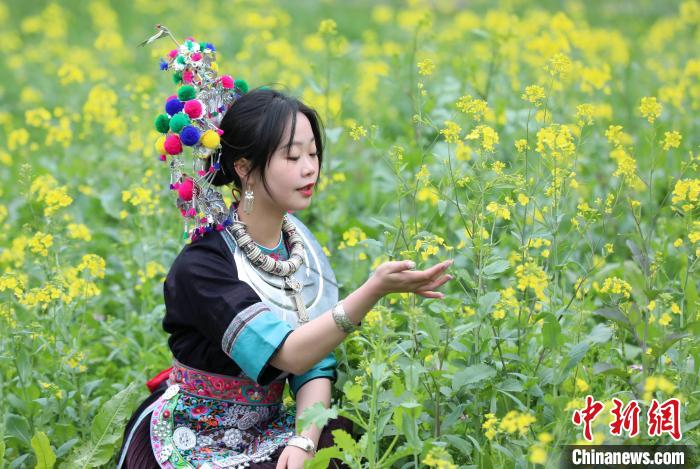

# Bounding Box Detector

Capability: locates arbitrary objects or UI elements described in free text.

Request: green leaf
[452,364,496,390]
[31,431,56,469]
[587,323,613,344]
[297,403,338,434]
[4,414,31,446]
[542,313,562,348]
[444,435,472,456]
[481,259,510,277]
[343,382,363,404]
[0,439,5,469]
[478,292,500,316]
[330,429,357,453]
[592,362,629,379]
[593,307,633,332]
[305,446,345,469]
[66,382,141,468]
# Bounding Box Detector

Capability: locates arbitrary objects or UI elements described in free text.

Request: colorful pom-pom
[187,208,197,217]
[220,75,234,89]
[155,136,166,154]
[172,71,183,84]
[180,125,201,146]
[169,113,191,133]
[235,79,249,93]
[200,129,220,149]
[165,98,184,116]
[182,70,193,84]
[191,52,202,61]
[159,154,167,161]
[164,134,183,155]
[183,99,203,118]
[154,114,170,133]
[178,85,196,101]
[168,49,178,58]
[159,59,168,71]
[178,178,194,201]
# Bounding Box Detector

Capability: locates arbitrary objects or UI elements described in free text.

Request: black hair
[208,88,325,196]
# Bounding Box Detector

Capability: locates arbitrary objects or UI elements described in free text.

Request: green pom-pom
[178,85,196,101]
[172,72,183,84]
[169,113,191,133]
[154,114,170,133]
[234,79,249,94]
[199,42,208,51]
[176,55,186,65]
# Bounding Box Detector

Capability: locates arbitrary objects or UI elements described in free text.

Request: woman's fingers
[416,290,445,299]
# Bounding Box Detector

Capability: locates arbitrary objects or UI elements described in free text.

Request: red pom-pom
[220,75,234,89]
[191,52,202,61]
[183,99,203,118]
[197,169,206,176]
[159,154,167,161]
[164,134,183,155]
[216,224,224,231]
[216,128,224,135]
[183,70,194,84]
[168,49,178,58]
[178,178,194,201]
[187,208,197,217]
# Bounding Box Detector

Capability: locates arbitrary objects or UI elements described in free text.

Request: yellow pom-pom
[201,130,220,149]
[211,62,219,72]
[155,136,166,154]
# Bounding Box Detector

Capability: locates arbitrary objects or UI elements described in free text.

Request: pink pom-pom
[220,75,234,89]
[216,128,224,136]
[183,70,194,84]
[197,169,206,176]
[166,94,177,102]
[168,49,178,58]
[187,208,197,217]
[200,217,207,223]
[178,178,194,201]
[191,52,202,61]
[208,166,216,173]
[183,99,203,118]
[164,134,183,155]
[216,224,224,231]
[159,154,167,161]
[180,208,186,216]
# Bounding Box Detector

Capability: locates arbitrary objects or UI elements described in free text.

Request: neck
[235,200,286,249]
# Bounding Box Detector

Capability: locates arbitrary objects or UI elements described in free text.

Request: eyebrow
[290,137,316,146]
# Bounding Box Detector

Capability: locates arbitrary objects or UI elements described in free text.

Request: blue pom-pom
[159,59,168,71]
[165,98,184,116]
[213,162,220,170]
[205,42,215,51]
[180,126,201,146]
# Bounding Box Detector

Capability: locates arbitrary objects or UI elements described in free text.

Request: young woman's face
[242,112,319,214]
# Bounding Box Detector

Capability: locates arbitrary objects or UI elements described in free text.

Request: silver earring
[243,187,255,214]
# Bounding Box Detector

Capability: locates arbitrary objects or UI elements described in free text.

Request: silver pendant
[172,426,197,451]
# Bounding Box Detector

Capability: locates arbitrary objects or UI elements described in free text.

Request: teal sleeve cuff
[227,307,294,384]
[288,352,337,398]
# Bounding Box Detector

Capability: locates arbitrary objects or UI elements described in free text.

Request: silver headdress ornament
[140,24,249,241]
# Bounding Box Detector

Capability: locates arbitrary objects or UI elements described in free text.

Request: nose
[302,154,317,177]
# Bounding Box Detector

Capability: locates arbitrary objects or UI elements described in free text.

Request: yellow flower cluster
[662,130,682,150]
[535,124,576,163]
[422,447,455,469]
[415,234,450,261]
[67,223,92,241]
[465,125,499,152]
[28,232,53,257]
[547,53,572,78]
[671,178,699,212]
[522,85,546,105]
[515,261,548,301]
[348,123,367,141]
[482,413,499,440]
[456,95,488,121]
[575,103,595,126]
[137,261,166,286]
[499,410,537,435]
[43,187,73,217]
[0,273,26,298]
[610,147,638,183]
[417,58,435,76]
[643,375,676,401]
[64,351,87,373]
[492,287,518,320]
[486,201,511,220]
[598,276,632,298]
[440,120,462,144]
[639,96,663,124]
[338,227,367,250]
[78,254,106,278]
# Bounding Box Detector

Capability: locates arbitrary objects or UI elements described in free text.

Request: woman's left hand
[275,445,314,469]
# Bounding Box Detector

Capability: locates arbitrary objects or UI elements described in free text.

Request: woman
[118,88,453,468]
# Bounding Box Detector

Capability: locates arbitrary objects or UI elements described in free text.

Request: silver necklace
[226,209,309,324]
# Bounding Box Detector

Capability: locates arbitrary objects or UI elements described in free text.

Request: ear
[233,158,252,181]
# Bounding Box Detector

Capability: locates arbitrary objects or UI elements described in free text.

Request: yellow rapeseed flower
[639,96,662,124]
[440,120,462,143]
[661,131,682,150]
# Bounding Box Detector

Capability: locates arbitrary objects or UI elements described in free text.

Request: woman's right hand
[367,259,454,299]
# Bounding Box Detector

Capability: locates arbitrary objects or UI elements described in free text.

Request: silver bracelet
[332,301,358,333]
[286,434,316,454]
